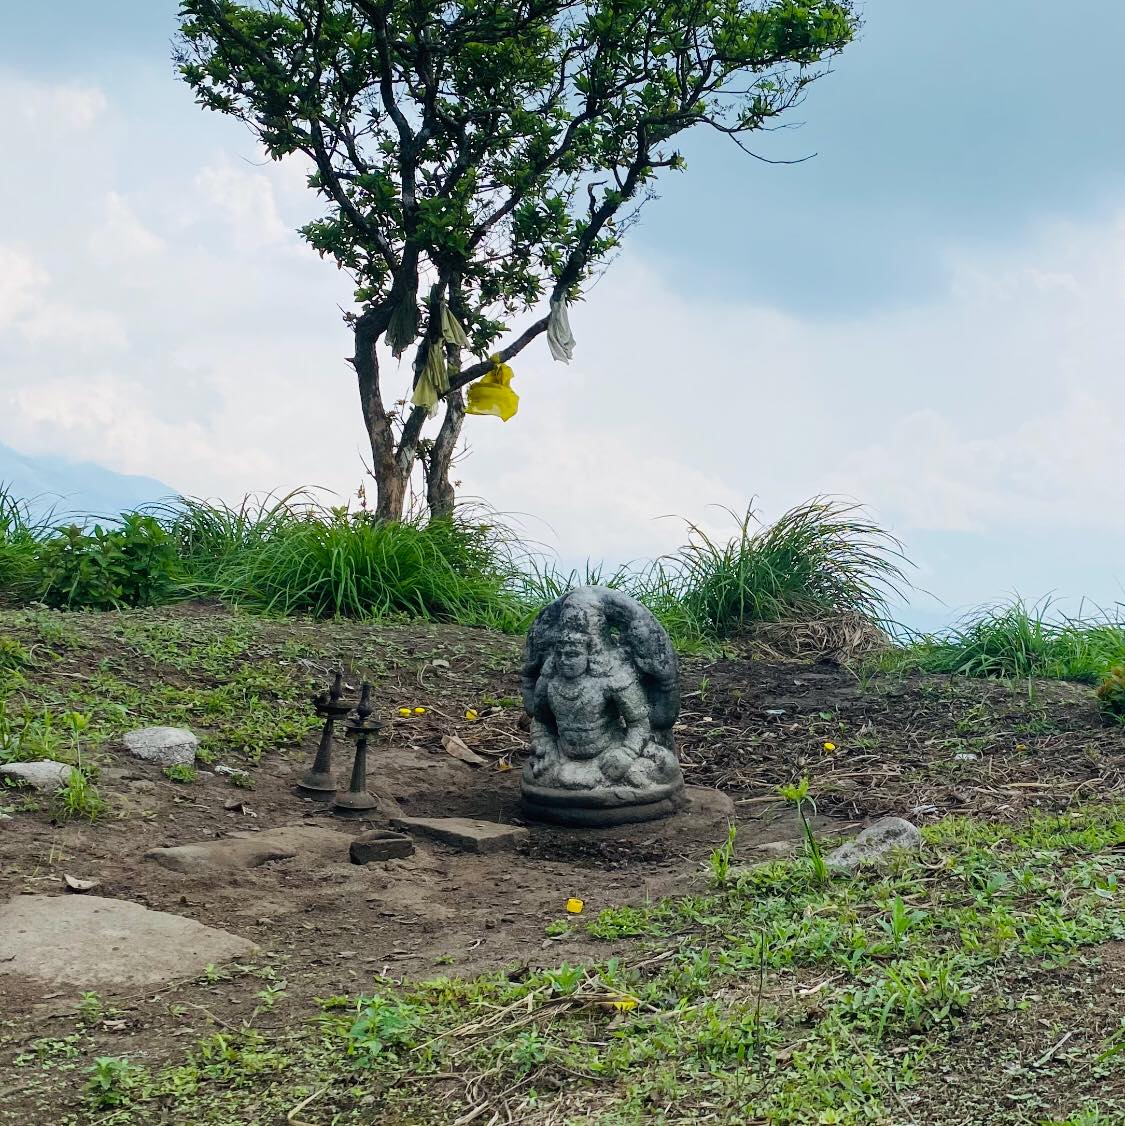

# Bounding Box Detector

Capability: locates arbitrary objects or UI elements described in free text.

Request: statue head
[554,604,593,679]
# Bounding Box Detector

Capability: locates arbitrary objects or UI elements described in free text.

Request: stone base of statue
[520,779,687,827]
[518,585,686,828]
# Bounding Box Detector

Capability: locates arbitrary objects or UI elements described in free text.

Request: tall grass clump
[154,493,299,584]
[892,600,1125,683]
[0,485,47,601]
[193,500,531,628]
[661,500,908,638]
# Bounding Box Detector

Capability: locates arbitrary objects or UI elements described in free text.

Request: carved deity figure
[519,586,685,826]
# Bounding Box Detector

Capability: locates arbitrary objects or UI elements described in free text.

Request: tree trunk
[353,312,409,522]
[425,389,465,520]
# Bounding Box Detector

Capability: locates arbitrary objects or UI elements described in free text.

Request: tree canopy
[177,0,858,517]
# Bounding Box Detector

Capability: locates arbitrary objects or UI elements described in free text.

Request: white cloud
[88,192,166,261]
[0,246,48,328]
[0,244,127,351]
[8,75,108,130]
[191,160,291,249]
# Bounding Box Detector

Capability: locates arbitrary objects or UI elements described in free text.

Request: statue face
[555,630,589,679]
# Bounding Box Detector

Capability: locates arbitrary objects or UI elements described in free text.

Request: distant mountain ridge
[0,441,173,523]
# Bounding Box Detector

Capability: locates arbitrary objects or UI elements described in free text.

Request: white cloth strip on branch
[547,296,576,363]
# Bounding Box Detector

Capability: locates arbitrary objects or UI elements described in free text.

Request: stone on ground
[826,816,922,871]
[0,895,255,991]
[122,726,199,767]
[145,824,353,875]
[684,786,736,819]
[0,761,75,792]
[391,815,529,853]
[350,829,415,864]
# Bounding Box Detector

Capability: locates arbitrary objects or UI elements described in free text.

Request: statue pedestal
[520,778,687,827]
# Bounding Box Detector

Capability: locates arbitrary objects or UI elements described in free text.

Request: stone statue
[519,586,686,826]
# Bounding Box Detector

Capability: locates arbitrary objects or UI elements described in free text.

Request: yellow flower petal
[565,897,584,915]
[397,708,412,717]
[465,709,479,721]
[413,707,427,715]
[823,741,837,753]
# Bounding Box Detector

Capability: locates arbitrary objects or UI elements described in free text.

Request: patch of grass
[0,636,30,673]
[1045,1107,1120,1126]
[163,763,197,783]
[52,767,105,823]
[0,702,71,765]
[73,802,1125,1125]
[888,600,1125,683]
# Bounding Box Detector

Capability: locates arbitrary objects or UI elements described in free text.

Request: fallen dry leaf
[442,734,488,766]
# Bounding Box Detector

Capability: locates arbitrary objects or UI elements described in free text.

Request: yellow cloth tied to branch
[466,354,519,421]
[411,302,469,416]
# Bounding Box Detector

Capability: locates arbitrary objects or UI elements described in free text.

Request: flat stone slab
[0,761,75,793]
[0,895,255,991]
[391,815,528,854]
[146,825,352,875]
[350,829,415,864]
[122,726,198,767]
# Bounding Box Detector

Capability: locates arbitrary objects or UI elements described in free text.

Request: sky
[1,1,1123,629]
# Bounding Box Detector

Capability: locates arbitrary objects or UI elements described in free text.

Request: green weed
[777,775,830,884]
[85,1056,144,1109]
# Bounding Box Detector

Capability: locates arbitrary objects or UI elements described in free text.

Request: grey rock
[519,586,685,826]
[826,816,923,872]
[391,815,529,854]
[122,726,198,767]
[350,830,415,864]
[145,825,352,875]
[0,894,255,991]
[0,761,75,793]
[684,786,736,819]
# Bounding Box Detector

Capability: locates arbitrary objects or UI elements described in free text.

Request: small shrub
[85,1056,142,1109]
[164,764,197,783]
[1097,667,1125,724]
[35,514,181,610]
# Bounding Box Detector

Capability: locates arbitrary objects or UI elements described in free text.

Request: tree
[177,0,857,520]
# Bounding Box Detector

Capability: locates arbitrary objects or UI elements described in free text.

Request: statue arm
[613,679,652,753]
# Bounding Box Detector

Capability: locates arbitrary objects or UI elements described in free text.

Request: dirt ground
[1,606,1123,1123]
